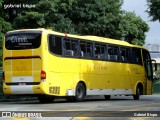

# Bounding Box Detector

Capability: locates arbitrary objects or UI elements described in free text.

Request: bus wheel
[104,95,111,100]
[38,95,54,103]
[133,86,140,100]
[74,83,86,102]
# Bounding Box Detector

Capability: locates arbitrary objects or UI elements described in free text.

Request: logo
[11,36,28,43]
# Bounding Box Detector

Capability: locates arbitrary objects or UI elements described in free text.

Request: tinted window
[63,38,79,56]
[94,43,107,59]
[94,43,101,59]
[100,44,107,59]
[108,45,120,61]
[132,48,142,65]
[80,41,94,58]
[120,47,131,62]
[48,35,62,55]
[5,32,41,50]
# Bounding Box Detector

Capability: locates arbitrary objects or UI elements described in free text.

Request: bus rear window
[5,32,41,50]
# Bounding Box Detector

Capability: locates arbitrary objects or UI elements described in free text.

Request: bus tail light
[41,70,46,79]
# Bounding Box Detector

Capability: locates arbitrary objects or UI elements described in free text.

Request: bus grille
[49,86,60,95]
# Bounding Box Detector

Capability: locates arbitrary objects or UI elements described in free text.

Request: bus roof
[6,28,143,49]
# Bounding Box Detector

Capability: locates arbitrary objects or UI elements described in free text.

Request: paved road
[0,95,160,120]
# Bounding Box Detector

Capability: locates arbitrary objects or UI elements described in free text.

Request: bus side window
[126,48,132,62]
[63,38,79,57]
[108,45,119,61]
[94,43,101,59]
[120,48,126,62]
[120,47,131,62]
[71,41,80,57]
[48,35,62,55]
[94,43,107,60]
[132,48,142,65]
[100,44,107,59]
[86,42,94,58]
[80,41,86,57]
[63,39,73,56]
[80,41,94,58]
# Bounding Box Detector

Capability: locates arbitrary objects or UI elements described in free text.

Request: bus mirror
[151,59,157,71]
[155,63,157,71]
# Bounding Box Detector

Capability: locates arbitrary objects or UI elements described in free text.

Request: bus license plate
[19,82,26,85]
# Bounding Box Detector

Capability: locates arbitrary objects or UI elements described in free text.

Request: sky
[122,0,159,45]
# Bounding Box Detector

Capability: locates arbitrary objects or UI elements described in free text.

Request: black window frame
[80,40,94,58]
[47,34,144,66]
[62,37,80,57]
[94,42,108,60]
[131,48,143,65]
[48,34,63,56]
[108,44,120,61]
[5,31,42,50]
[120,47,132,63]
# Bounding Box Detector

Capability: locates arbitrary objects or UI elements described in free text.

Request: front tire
[104,95,111,100]
[133,87,140,100]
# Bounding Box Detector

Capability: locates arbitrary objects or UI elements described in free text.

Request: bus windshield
[5,31,41,50]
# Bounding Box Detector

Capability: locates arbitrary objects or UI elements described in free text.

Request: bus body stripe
[66,89,133,96]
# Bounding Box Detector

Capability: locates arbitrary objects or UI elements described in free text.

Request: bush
[153,81,160,93]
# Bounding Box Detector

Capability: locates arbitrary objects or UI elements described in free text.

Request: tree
[55,0,124,38]
[146,0,160,22]
[54,0,149,45]
[120,12,149,45]
[0,0,12,39]
[2,0,149,46]
[3,0,46,29]
[0,0,12,67]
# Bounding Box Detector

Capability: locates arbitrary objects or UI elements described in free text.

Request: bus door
[142,50,153,95]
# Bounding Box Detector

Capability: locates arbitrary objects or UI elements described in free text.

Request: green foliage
[2,0,148,46]
[120,12,149,45]
[55,0,124,37]
[147,0,160,22]
[0,0,13,67]
[153,81,160,93]
[14,12,45,29]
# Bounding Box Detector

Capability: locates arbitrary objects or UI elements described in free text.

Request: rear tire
[38,95,54,103]
[104,95,111,100]
[67,83,86,102]
[133,87,140,100]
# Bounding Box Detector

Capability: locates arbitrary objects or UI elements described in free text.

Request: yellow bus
[2,28,156,103]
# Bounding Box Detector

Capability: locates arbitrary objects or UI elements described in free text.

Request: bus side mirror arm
[151,59,157,71]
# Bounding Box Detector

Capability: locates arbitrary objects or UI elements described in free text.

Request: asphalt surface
[0,95,160,120]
